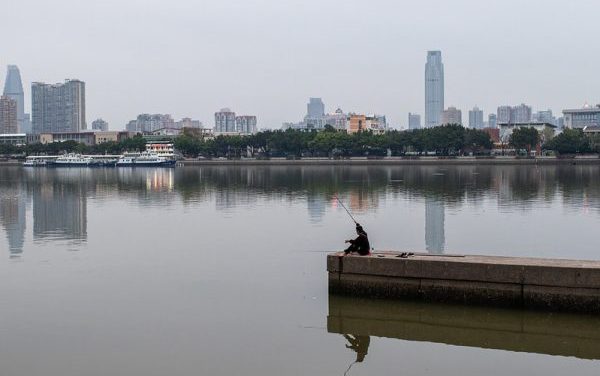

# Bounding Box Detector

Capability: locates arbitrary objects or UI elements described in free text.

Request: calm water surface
[1,165,600,375]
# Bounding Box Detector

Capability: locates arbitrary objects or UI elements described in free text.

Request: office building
[408,113,421,130]
[488,113,497,129]
[425,51,444,127]
[214,108,236,133]
[441,106,462,125]
[32,79,86,134]
[468,107,484,129]
[235,115,257,134]
[0,96,18,134]
[563,104,600,129]
[3,65,25,132]
[92,118,109,131]
[306,98,325,119]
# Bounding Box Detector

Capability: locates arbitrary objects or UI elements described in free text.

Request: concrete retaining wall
[327,252,600,313]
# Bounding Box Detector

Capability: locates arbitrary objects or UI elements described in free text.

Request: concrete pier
[328,295,600,360]
[327,252,600,313]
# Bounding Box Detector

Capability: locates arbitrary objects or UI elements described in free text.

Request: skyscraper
[3,65,25,132]
[408,113,421,130]
[214,108,236,133]
[0,96,18,134]
[425,51,444,127]
[92,119,109,131]
[306,98,325,119]
[468,107,484,129]
[32,79,86,133]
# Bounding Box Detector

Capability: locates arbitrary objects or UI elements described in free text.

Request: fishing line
[334,195,358,224]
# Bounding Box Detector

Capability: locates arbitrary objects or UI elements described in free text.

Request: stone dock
[327,252,600,313]
[328,295,600,360]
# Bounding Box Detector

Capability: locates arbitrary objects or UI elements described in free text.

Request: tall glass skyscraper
[3,65,25,132]
[425,51,444,128]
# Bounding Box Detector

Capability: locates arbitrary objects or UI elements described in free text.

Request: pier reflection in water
[328,295,600,361]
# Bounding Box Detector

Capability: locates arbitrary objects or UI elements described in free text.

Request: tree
[464,129,493,154]
[509,127,539,156]
[543,128,591,155]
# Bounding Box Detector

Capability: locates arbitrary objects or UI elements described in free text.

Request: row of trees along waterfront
[2,125,600,158]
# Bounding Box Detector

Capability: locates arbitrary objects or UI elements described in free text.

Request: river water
[1,165,599,375]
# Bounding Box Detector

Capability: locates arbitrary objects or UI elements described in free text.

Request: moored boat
[116,151,176,167]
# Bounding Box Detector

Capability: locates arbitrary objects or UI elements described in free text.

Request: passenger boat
[116,151,176,167]
[54,153,99,167]
[23,156,58,167]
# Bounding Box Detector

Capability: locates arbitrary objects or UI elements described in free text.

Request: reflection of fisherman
[343,334,370,362]
[344,223,371,256]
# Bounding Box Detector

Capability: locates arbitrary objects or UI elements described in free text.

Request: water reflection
[2,164,600,256]
[328,295,600,360]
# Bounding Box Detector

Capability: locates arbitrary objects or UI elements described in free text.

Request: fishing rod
[334,195,358,224]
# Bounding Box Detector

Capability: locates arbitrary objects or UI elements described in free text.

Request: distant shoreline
[2,156,600,167]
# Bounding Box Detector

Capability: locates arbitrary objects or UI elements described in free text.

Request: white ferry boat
[23,156,58,167]
[54,153,97,167]
[116,151,176,167]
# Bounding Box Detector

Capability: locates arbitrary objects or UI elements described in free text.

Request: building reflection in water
[425,197,445,253]
[0,188,27,257]
[33,182,87,242]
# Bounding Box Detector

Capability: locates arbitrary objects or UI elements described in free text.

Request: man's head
[355,223,364,234]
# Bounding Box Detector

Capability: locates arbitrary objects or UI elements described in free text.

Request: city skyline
[1,1,600,130]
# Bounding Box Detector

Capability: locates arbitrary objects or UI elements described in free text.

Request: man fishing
[344,223,371,256]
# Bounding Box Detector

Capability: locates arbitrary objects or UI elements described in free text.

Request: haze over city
[2,0,599,129]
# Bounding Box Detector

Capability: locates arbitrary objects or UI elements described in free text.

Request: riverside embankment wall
[181,156,600,166]
[327,252,600,313]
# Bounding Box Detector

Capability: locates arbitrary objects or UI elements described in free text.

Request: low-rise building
[498,122,556,144]
[563,105,600,129]
[0,133,27,146]
[347,114,386,134]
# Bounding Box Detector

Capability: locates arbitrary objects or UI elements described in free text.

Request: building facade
[324,108,347,130]
[92,119,109,131]
[488,113,497,129]
[235,115,257,134]
[306,98,325,119]
[3,65,25,133]
[32,79,86,134]
[347,114,386,134]
[175,118,203,129]
[214,108,236,133]
[126,114,174,133]
[468,107,484,129]
[425,51,444,127]
[496,104,532,125]
[408,113,421,130]
[563,105,600,129]
[441,107,462,125]
[0,96,18,134]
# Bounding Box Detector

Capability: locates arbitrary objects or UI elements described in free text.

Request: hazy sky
[2,0,599,130]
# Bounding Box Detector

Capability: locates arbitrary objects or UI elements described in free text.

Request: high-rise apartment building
[496,104,532,125]
[214,108,236,133]
[488,113,497,129]
[92,119,109,131]
[235,115,257,134]
[425,51,444,127]
[512,104,532,123]
[32,79,86,134]
[441,106,462,125]
[126,114,174,133]
[0,96,18,134]
[468,107,484,129]
[3,66,25,132]
[408,113,421,130]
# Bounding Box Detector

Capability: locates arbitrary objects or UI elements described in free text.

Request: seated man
[344,223,371,256]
